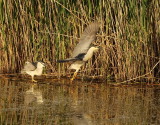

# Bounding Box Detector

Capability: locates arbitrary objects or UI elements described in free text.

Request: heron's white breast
[69,61,84,71]
[83,47,98,61]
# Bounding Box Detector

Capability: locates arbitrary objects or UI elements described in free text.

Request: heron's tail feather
[57,58,78,63]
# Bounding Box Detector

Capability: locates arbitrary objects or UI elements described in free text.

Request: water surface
[0,78,160,125]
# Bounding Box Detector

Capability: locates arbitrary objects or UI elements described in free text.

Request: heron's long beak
[41,62,46,67]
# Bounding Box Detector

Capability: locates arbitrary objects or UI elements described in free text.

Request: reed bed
[0,0,159,82]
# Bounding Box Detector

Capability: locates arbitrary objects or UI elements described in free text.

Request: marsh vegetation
[0,0,159,82]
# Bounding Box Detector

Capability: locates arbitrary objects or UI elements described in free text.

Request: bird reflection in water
[72,113,93,125]
[24,84,43,105]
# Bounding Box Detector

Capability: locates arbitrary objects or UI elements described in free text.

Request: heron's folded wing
[24,62,37,71]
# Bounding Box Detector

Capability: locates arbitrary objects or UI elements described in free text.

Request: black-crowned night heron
[21,61,45,82]
[58,22,100,81]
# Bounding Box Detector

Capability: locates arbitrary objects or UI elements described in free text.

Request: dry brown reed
[0,0,159,82]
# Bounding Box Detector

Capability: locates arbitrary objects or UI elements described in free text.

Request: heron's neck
[35,67,43,75]
[83,48,95,61]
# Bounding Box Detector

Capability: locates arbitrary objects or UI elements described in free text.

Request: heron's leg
[31,76,37,82]
[70,71,78,81]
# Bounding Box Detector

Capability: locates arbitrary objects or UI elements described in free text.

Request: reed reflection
[0,79,160,125]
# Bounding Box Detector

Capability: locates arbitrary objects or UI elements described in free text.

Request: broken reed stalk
[118,59,160,84]
[0,0,159,82]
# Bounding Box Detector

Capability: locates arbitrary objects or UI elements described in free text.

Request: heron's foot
[43,73,48,76]
[70,72,77,82]
[70,78,74,84]
[70,77,74,81]
[32,79,37,82]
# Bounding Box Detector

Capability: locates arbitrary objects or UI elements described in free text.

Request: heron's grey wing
[23,62,36,71]
[72,22,100,57]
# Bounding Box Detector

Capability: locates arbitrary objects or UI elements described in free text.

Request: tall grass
[0,0,159,82]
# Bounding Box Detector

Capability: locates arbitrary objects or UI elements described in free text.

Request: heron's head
[37,62,45,68]
[89,46,99,52]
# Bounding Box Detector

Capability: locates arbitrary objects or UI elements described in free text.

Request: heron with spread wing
[58,22,100,81]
